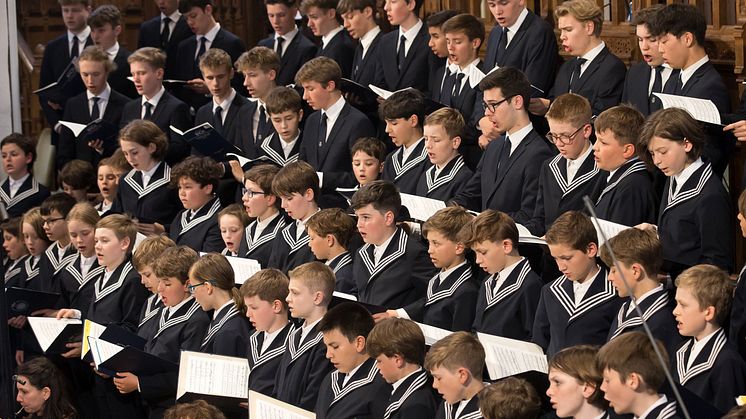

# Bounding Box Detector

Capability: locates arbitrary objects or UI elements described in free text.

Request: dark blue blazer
[168,197,224,253]
[300,102,376,191]
[472,258,542,341]
[120,90,193,166]
[111,162,181,229]
[137,294,163,342]
[315,357,391,419]
[351,31,385,88]
[483,11,559,95]
[549,47,626,116]
[730,266,746,360]
[414,155,472,202]
[382,140,430,195]
[353,227,437,309]
[258,32,317,87]
[86,261,148,333]
[384,369,438,419]
[258,132,301,167]
[194,92,257,159]
[592,159,658,226]
[248,323,293,396]
[532,268,621,357]
[621,62,678,116]
[110,47,138,99]
[58,254,105,317]
[238,213,288,269]
[36,241,78,294]
[434,396,481,419]
[199,302,250,358]
[0,175,51,218]
[379,24,432,94]
[58,88,129,169]
[317,29,356,78]
[451,128,556,223]
[328,252,355,295]
[137,15,193,79]
[267,221,317,274]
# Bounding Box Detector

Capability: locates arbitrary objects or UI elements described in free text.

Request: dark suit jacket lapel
[397,25,428,81]
[317,104,350,167]
[152,91,171,121]
[574,47,608,92]
[223,94,245,136]
[680,63,709,95]
[485,134,532,204]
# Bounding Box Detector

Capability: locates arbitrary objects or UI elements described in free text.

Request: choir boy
[379,0,432,93]
[88,5,137,98]
[0,134,51,218]
[258,0,317,86]
[339,0,384,87]
[136,0,192,79]
[260,86,303,167]
[38,193,79,293]
[305,208,356,294]
[302,0,355,77]
[238,164,287,267]
[131,235,175,341]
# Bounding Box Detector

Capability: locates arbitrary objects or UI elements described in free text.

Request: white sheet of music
[416,322,452,346]
[516,223,547,245]
[653,93,722,125]
[132,232,148,253]
[27,317,81,352]
[249,390,317,419]
[332,291,358,301]
[58,120,87,137]
[477,332,548,380]
[368,84,394,99]
[591,218,630,246]
[224,256,262,284]
[81,319,107,359]
[177,351,249,400]
[87,336,123,367]
[400,193,446,222]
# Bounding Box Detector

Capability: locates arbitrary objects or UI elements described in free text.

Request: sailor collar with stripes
[45,242,78,276]
[329,357,380,407]
[23,255,41,282]
[153,297,201,338]
[178,197,221,236]
[384,368,429,419]
[549,268,616,322]
[595,158,647,204]
[390,139,428,180]
[4,255,28,284]
[425,155,467,193]
[357,227,407,282]
[249,322,293,369]
[201,302,241,348]
[287,322,323,364]
[638,395,678,419]
[483,258,531,310]
[327,251,352,274]
[139,293,163,328]
[123,161,171,199]
[243,213,285,254]
[281,217,312,255]
[675,328,727,385]
[662,162,712,214]
[609,286,669,340]
[94,261,134,303]
[65,254,105,290]
[260,132,300,167]
[0,175,41,209]
[548,148,598,198]
[426,262,471,306]
[442,397,482,419]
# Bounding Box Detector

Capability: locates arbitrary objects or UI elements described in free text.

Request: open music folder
[27,317,82,354]
[177,351,250,411]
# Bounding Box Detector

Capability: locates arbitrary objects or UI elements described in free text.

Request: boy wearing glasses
[239,164,287,268]
[524,93,599,237]
[39,193,79,294]
[591,105,657,226]
[452,67,555,224]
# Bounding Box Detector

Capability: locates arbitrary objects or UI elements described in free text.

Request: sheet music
[653,93,722,125]
[177,351,249,400]
[416,322,452,346]
[227,153,250,167]
[332,291,358,301]
[368,84,394,99]
[88,336,124,367]
[224,256,262,285]
[132,232,148,253]
[591,218,630,246]
[81,319,107,359]
[27,317,81,352]
[249,391,316,419]
[516,223,547,245]
[400,193,446,222]
[477,332,548,380]
[58,121,87,137]
[316,172,324,188]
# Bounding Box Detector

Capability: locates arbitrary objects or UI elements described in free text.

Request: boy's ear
[114,25,123,37]
[119,236,131,253]
[313,290,324,306]
[581,382,597,399]
[272,299,284,313]
[586,242,598,258]
[471,37,482,51]
[266,194,277,207]
[354,335,367,353]
[584,21,595,37]
[268,69,277,82]
[457,366,471,385]
[155,67,164,80]
[378,162,385,174]
[621,143,636,160]
[454,241,466,256]
[384,210,396,226]
[24,153,33,166]
[452,136,462,149]
[325,233,336,247]
[203,183,214,195]
[298,108,304,120]
[501,238,514,254]
[704,305,717,322]
[582,124,593,140]
[303,187,315,202]
[626,372,642,391]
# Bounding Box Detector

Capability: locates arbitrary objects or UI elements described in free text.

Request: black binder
[171,123,244,163]
[5,287,60,317]
[95,345,178,377]
[31,322,83,354]
[33,59,81,104]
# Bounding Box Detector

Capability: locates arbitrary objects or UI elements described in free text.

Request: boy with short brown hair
[301,0,355,77]
[305,208,356,294]
[350,137,386,187]
[131,235,176,341]
[239,164,287,267]
[259,86,303,167]
[234,46,281,146]
[88,4,137,98]
[478,377,542,419]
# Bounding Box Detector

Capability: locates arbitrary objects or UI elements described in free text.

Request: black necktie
[397,35,406,72]
[440,70,456,104]
[489,273,500,295]
[257,105,268,142]
[71,36,80,58]
[352,44,363,79]
[214,105,224,134]
[662,69,680,94]
[672,73,683,95]
[569,57,587,92]
[161,17,171,49]
[195,36,207,69]
[496,135,511,180]
[337,372,346,389]
[431,274,441,294]
[144,102,153,119]
[649,66,664,112]
[90,97,100,120]
[451,73,466,103]
[276,36,285,58]
[318,112,328,147]
[671,177,678,196]
[495,26,508,66]
[294,328,303,347]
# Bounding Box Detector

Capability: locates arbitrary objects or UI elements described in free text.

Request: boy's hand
[47,100,62,111]
[61,342,82,359]
[8,315,26,329]
[186,78,208,94]
[87,139,104,154]
[91,362,111,379]
[372,311,394,323]
[528,98,550,115]
[229,160,245,184]
[724,120,746,142]
[137,222,165,236]
[635,223,658,235]
[31,308,58,317]
[113,372,139,394]
[56,309,78,320]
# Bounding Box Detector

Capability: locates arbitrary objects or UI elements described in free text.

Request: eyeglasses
[186,281,214,294]
[482,95,516,113]
[12,375,25,385]
[546,125,587,145]
[241,188,266,198]
[42,217,65,226]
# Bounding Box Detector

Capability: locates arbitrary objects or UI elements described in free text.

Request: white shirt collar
[454,397,474,418]
[322,26,344,49]
[105,42,119,62]
[687,327,722,369]
[261,322,289,352]
[87,84,111,102]
[572,265,600,305]
[439,261,467,282]
[162,10,182,22]
[212,88,237,113]
[300,317,323,342]
[360,26,381,58]
[81,254,97,266]
[9,173,29,187]
[626,284,664,316]
[143,85,166,105]
[68,27,91,44]
[680,55,709,87]
[212,300,234,320]
[140,160,162,181]
[342,358,367,386]
[201,22,221,43]
[281,134,299,158]
[296,209,320,239]
[506,123,533,155]
[635,394,667,419]
[566,142,593,182]
[490,257,524,294]
[168,296,194,316]
[399,19,423,41]
[278,25,299,44]
[373,230,397,264]
[672,157,703,196]
[402,137,424,163]
[391,367,422,394]
[506,8,529,44]
[324,95,346,121]
[580,41,606,66]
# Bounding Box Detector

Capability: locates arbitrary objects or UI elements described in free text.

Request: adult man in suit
[174,0,246,110]
[451,67,556,224]
[39,0,93,147]
[120,47,192,166]
[259,0,317,87]
[302,0,356,78]
[88,5,138,98]
[137,0,193,80]
[379,0,432,94]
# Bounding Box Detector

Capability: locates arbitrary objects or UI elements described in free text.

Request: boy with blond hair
[234,46,281,149]
[275,262,335,410]
[425,331,485,419]
[672,265,746,412]
[131,235,176,341]
[305,208,356,294]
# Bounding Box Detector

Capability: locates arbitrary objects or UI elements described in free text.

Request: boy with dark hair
[426,10,459,103]
[174,0,246,109]
[137,0,193,79]
[301,0,355,78]
[379,0,432,94]
[0,134,51,218]
[350,137,386,187]
[58,46,130,170]
[452,67,555,222]
[296,57,376,200]
[591,105,658,226]
[88,5,137,98]
[673,265,746,412]
[168,156,224,252]
[479,377,542,419]
[305,208,356,294]
[533,211,620,357]
[339,0,384,86]
[275,262,335,410]
[379,89,430,195]
[315,302,391,418]
[258,0,317,87]
[239,164,287,267]
[59,159,95,202]
[38,193,79,293]
[366,318,437,419]
[600,228,682,355]
[424,331,485,419]
[463,210,542,340]
[268,161,320,273]
[239,268,293,396]
[649,3,732,176]
[260,86,303,167]
[350,180,436,308]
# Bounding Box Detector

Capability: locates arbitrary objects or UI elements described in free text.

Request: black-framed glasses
[42,217,65,226]
[187,281,214,294]
[241,188,266,198]
[482,95,516,113]
[546,124,587,145]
